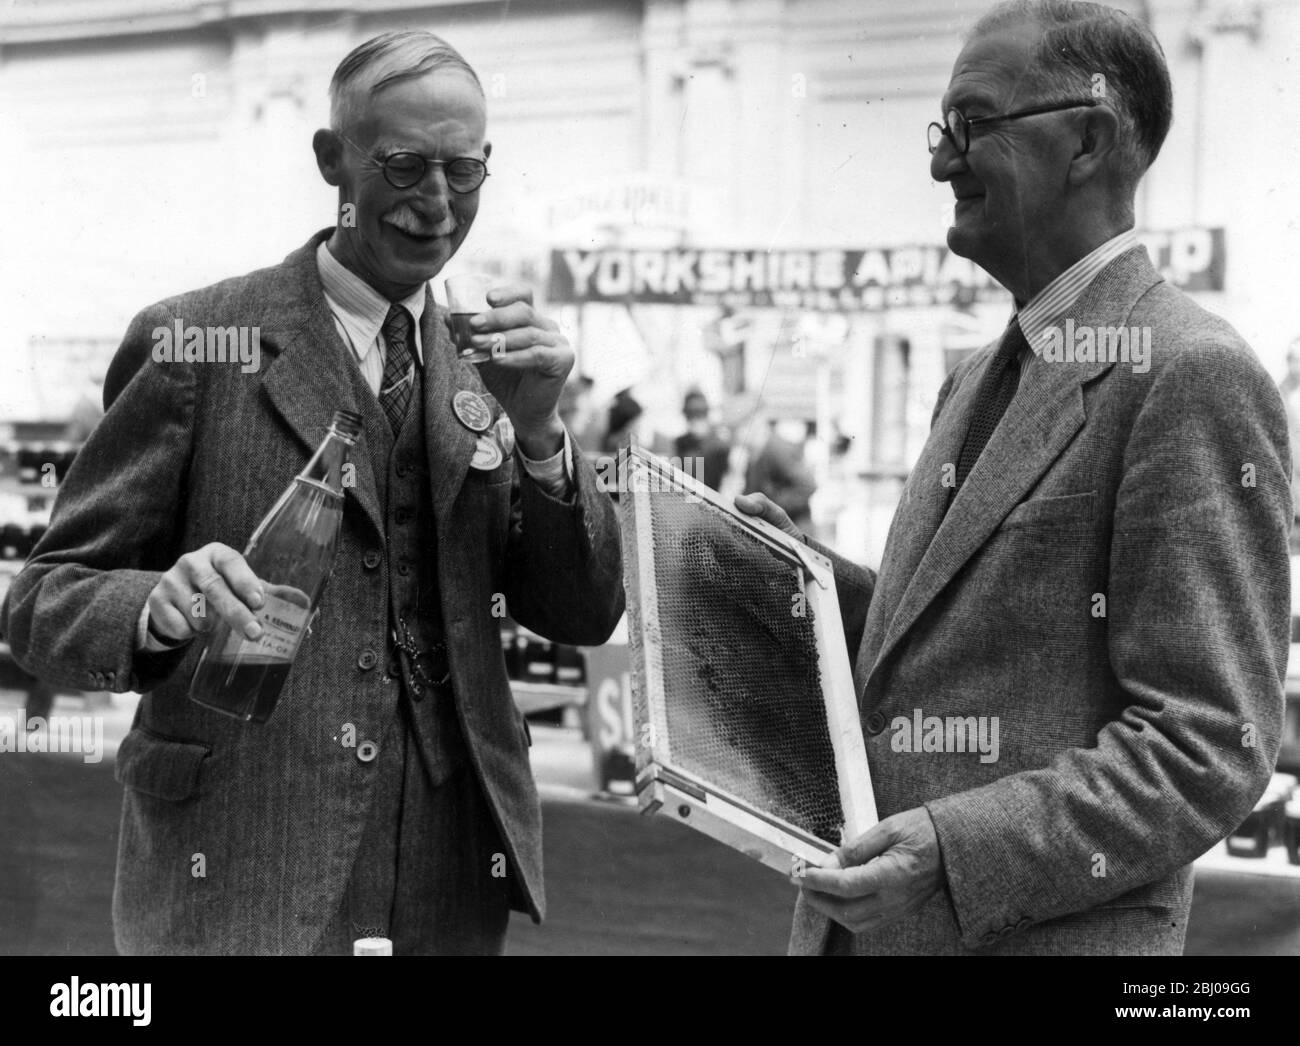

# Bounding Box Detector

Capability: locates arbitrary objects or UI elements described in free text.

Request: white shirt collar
[315,240,426,364]
[1017,229,1140,355]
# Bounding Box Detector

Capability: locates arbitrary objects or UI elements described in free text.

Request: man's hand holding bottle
[144,542,266,646]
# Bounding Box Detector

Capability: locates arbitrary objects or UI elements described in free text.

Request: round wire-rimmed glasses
[337,132,489,193]
[927,99,1099,155]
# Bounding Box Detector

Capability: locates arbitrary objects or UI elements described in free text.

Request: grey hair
[328,30,483,135]
[969,1,1173,206]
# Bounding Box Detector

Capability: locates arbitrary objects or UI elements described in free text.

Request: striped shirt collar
[315,240,426,365]
[1017,229,1139,356]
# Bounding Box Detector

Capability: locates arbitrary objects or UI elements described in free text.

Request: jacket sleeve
[924,338,1291,948]
[0,304,198,694]
[501,431,625,647]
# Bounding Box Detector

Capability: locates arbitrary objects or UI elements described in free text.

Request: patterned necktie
[952,319,1027,495]
[379,305,416,434]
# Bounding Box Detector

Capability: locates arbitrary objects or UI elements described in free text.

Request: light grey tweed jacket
[790,246,1291,956]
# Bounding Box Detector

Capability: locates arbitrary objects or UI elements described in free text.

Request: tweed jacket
[789,247,1291,955]
[1,229,625,954]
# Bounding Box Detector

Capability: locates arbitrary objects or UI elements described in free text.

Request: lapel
[417,285,482,538]
[259,230,386,541]
[863,246,1162,687]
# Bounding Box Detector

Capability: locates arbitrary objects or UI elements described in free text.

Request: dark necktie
[952,319,1026,495]
[379,305,416,434]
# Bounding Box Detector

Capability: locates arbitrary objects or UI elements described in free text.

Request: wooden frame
[617,444,877,875]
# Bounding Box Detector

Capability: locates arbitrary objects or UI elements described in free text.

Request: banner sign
[548,227,1224,311]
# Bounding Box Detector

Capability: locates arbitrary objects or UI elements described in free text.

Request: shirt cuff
[518,429,575,499]
[137,602,190,653]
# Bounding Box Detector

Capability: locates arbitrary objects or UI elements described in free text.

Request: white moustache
[383,205,455,238]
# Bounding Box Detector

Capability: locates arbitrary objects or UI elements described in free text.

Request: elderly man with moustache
[0,31,624,955]
[739,0,1290,955]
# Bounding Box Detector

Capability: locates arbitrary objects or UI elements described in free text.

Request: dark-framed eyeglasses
[927,99,1099,155]
[337,132,489,193]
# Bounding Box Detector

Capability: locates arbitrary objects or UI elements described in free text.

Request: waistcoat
[349,350,469,786]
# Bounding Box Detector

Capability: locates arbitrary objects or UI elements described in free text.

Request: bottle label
[219,590,311,662]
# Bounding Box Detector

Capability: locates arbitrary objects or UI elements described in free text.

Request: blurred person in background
[672,388,731,492]
[600,387,644,453]
[744,413,817,536]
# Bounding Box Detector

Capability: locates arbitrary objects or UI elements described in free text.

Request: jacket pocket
[114,727,211,801]
[999,490,1096,530]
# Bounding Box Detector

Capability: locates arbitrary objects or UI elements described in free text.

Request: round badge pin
[494,415,516,456]
[471,433,504,470]
[452,390,492,433]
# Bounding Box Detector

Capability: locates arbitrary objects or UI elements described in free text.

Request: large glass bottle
[188,410,363,723]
